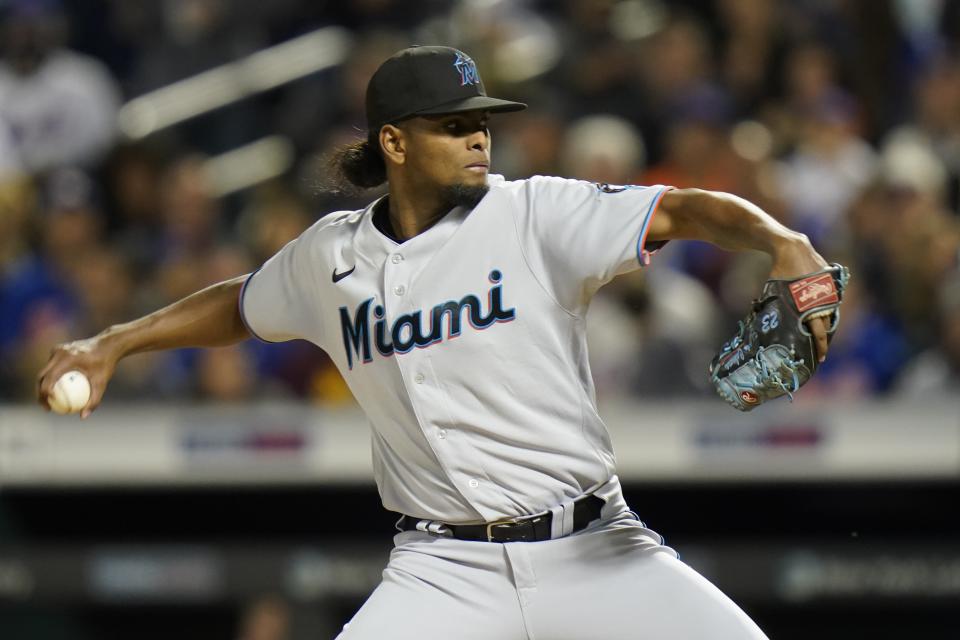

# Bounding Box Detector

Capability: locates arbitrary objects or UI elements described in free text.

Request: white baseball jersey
[240,175,670,523]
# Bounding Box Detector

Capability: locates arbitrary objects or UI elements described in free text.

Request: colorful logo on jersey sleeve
[595,182,649,194]
[596,183,628,193]
[339,270,516,369]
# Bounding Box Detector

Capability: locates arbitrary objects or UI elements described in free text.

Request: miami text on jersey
[339,270,516,369]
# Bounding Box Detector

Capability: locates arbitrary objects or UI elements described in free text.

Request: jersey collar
[352,177,504,265]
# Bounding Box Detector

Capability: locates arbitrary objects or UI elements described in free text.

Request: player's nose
[467,128,488,152]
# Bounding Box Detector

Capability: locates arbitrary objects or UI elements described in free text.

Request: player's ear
[380,124,406,166]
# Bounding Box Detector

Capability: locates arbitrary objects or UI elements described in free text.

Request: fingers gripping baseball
[37,338,119,419]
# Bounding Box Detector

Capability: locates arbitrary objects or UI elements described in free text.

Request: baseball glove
[709,263,850,411]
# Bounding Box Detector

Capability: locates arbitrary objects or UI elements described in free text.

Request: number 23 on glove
[709,263,851,411]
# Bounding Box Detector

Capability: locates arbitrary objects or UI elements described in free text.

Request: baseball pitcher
[39,46,847,639]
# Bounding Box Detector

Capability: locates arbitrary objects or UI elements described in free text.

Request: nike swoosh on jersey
[332,266,356,283]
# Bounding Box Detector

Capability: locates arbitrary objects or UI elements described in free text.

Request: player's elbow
[649,188,719,241]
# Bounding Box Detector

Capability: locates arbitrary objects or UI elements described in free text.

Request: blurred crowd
[2,0,959,405]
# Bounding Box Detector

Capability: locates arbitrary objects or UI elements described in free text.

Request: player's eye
[442,118,487,135]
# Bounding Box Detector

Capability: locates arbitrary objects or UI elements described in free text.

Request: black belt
[399,494,605,543]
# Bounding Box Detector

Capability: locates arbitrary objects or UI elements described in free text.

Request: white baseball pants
[335,511,769,639]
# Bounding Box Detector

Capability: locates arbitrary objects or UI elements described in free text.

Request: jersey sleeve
[239,236,321,344]
[513,176,671,313]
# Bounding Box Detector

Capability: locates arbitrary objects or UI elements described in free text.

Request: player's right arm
[37,275,250,418]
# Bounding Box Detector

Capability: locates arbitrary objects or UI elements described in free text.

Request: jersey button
[414,373,425,384]
[438,429,447,439]
[468,479,480,488]
[391,254,403,264]
[393,285,405,296]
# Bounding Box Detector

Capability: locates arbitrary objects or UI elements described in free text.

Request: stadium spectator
[0,0,121,174]
[775,89,877,251]
[896,272,960,396]
[882,55,960,215]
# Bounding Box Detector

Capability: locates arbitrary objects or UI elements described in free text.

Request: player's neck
[385,184,450,241]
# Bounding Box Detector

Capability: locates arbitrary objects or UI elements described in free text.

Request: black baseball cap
[365,46,527,134]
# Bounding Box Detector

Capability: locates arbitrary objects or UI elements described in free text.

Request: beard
[439,183,489,210]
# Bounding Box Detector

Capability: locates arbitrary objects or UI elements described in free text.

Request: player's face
[399,111,491,190]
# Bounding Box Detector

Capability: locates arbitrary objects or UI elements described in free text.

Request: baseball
[49,370,91,415]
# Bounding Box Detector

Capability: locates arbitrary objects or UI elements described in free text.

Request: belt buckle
[486,517,522,542]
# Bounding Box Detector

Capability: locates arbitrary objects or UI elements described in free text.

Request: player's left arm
[647,188,832,359]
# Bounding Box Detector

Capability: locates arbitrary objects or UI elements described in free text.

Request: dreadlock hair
[324,132,387,196]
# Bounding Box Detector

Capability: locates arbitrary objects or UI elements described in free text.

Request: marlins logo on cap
[453,52,480,86]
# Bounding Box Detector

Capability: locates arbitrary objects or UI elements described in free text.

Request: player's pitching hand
[37,337,120,419]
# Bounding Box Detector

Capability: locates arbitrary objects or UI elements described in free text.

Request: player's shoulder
[491,174,610,200]
[490,173,588,194]
[489,174,605,215]
[496,174,669,200]
[298,203,370,243]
